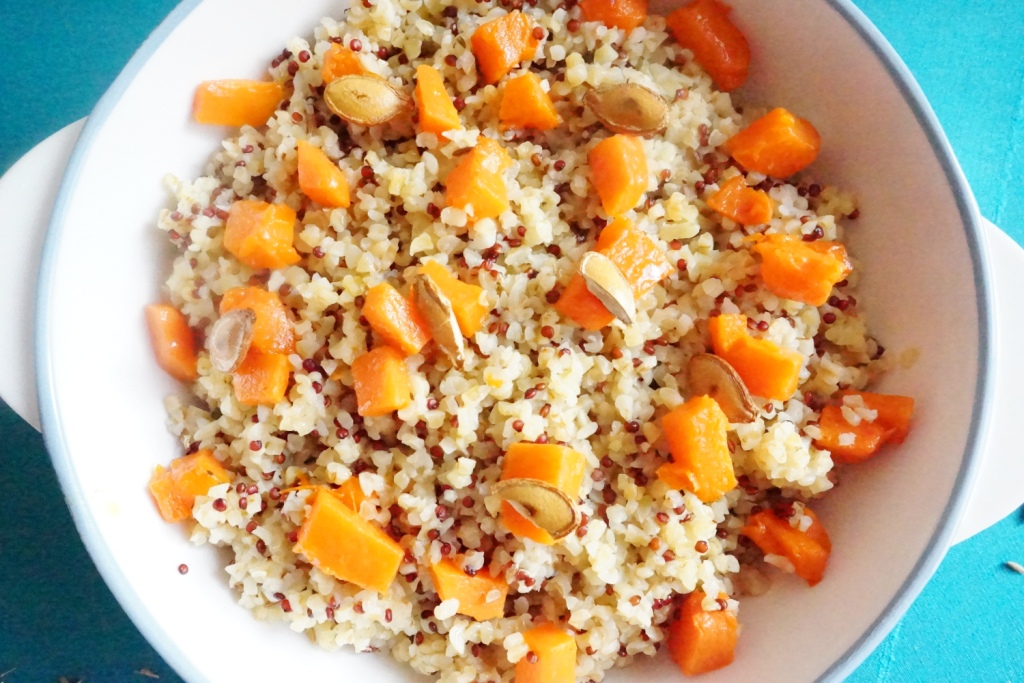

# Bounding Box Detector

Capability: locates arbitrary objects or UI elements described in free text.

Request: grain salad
[142,0,916,680]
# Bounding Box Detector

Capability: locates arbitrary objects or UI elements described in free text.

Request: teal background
[1,0,1022,680]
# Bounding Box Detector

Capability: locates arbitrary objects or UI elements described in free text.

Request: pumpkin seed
[492,478,579,539]
[579,251,635,325]
[1006,561,1024,575]
[415,275,465,368]
[323,75,411,126]
[208,308,256,373]
[688,353,758,423]
[584,83,669,136]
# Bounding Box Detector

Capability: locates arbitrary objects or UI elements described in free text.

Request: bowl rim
[34,0,993,681]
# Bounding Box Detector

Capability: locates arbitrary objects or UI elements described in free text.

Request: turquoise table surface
[1,0,1023,681]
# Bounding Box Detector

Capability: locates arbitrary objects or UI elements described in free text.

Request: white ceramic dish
[4,0,1010,680]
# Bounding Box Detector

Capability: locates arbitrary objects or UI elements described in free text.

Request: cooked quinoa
[154,0,884,681]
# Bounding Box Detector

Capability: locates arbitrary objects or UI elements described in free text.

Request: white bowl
[33,0,991,681]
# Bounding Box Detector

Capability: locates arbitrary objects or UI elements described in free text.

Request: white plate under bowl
[35,0,990,682]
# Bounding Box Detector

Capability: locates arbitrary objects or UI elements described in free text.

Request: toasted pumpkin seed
[688,353,757,423]
[324,75,411,126]
[415,275,465,367]
[208,308,256,373]
[584,83,669,136]
[492,478,579,539]
[580,251,635,325]
[1006,561,1024,575]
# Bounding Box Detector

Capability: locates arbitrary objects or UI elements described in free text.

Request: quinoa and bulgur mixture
[143,0,915,680]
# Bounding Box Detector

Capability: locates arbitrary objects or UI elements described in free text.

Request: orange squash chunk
[557,218,672,330]
[500,443,585,545]
[814,391,914,463]
[588,134,647,217]
[708,314,804,401]
[145,304,198,382]
[594,218,673,296]
[470,11,540,84]
[554,274,615,332]
[499,73,561,131]
[233,350,291,405]
[321,44,366,83]
[515,623,577,683]
[579,0,648,32]
[667,591,739,676]
[333,477,368,511]
[363,282,432,356]
[752,234,851,306]
[223,200,301,270]
[666,0,750,92]
[220,286,295,354]
[294,488,403,593]
[419,260,487,337]
[707,175,774,226]
[352,346,413,417]
[657,395,737,502]
[725,107,822,178]
[192,80,285,128]
[842,391,915,444]
[415,65,462,135]
[741,507,831,586]
[444,138,511,221]
[148,450,231,523]
[813,405,890,464]
[296,140,351,208]
[428,558,509,621]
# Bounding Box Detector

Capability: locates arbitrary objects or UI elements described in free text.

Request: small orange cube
[223,200,301,270]
[294,488,404,593]
[233,350,291,405]
[428,558,509,621]
[515,623,577,683]
[148,450,232,523]
[192,80,285,128]
[351,346,413,417]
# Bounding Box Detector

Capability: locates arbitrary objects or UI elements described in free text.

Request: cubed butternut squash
[233,350,291,405]
[415,64,462,135]
[145,304,198,382]
[499,443,585,545]
[724,107,821,178]
[470,11,540,84]
[499,73,561,131]
[579,0,648,32]
[148,450,231,523]
[752,234,851,306]
[657,395,737,502]
[223,200,301,270]
[556,218,671,330]
[666,0,750,92]
[741,506,831,586]
[363,282,432,356]
[322,44,366,83]
[419,260,487,337]
[296,140,351,208]
[220,286,295,354]
[667,591,739,675]
[192,80,285,128]
[588,134,648,217]
[351,346,413,417]
[294,488,404,593]
[428,558,509,621]
[708,314,804,401]
[707,175,774,226]
[515,623,577,683]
